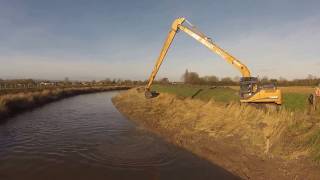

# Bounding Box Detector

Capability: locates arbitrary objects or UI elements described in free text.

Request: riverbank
[0,86,131,121]
[112,88,320,179]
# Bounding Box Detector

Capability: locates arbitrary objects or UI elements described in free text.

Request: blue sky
[0,0,319,80]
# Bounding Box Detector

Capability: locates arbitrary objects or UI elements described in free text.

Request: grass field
[152,84,239,102]
[152,84,315,111]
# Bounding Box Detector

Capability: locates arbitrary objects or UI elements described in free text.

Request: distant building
[40,82,55,86]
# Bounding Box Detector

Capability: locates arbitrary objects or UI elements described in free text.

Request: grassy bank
[113,88,320,179]
[0,86,131,121]
[152,85,320,162]
[152,84,314,111]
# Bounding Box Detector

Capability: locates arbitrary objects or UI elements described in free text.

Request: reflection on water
[0,91,239,180]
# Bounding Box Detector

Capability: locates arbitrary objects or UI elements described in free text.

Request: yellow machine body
[240,88,282,105]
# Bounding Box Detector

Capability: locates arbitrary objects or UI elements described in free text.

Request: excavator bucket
[145,90,159,99]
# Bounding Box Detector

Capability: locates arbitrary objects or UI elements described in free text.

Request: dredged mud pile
[113,88,320,179]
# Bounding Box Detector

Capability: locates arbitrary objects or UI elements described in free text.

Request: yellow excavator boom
[146,17,250,91]
[178,24,251,77]
[145,18,185,92]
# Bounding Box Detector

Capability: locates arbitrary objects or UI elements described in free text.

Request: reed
[113,88,320,167]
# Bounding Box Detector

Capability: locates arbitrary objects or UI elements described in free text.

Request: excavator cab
[239,77,259,99]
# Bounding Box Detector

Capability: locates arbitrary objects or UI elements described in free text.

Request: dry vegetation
[113,88,320,179]
[0,86,130,121]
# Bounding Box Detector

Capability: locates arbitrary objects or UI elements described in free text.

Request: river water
[0,91,238,180]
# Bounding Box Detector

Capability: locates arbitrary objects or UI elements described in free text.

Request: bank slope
[113,88,320,180]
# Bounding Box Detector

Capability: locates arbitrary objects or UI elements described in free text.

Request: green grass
[152,84,311,111]
[285,119,320,163]
[307,130,320,162]
[282,93,309,111]
[195,87,239,102]
[152,84,202,98]
[152,84,239,103]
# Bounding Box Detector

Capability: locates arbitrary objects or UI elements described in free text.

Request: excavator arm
[145,18,185,93]
[145,17,250,95]
[178,25,251,77]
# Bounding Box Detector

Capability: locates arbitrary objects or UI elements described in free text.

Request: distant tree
[260,76,269,85]
[143,79,148,85]
[181,69,201,84]
[178,70,320,87]
[103,78,112,84]
[121,80,132,85]
[182,69,189,82]
[270,79,278,85]
[133,80,144,85]
[63,77,71,86]
[64,77,69,82]
[307,74,316,80]
[116,79,123,85]
[233,76,240,82]
[220,77,233,83]
[201,75,219,85]
[159,78,170,84]
[306,74,318,86]
[188,72,201,84]
[278,77,288,86]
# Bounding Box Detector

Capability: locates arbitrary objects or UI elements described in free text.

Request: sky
[0,0,319,81]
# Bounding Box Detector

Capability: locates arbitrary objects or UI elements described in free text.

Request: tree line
[0,78,145,90]
[1,71,319,89]
[181,69,320,86]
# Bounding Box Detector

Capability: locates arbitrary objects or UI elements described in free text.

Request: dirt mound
[113,88,320,179]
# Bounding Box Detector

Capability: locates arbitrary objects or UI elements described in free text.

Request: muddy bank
[0,86,131,121]
[113,88,320,179]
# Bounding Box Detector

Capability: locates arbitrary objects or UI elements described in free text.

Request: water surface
[0,91,239,180]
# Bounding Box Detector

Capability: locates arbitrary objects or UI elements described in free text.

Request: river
[0,91,239,180]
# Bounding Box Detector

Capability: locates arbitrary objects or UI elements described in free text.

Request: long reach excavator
[145,17,282,105]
